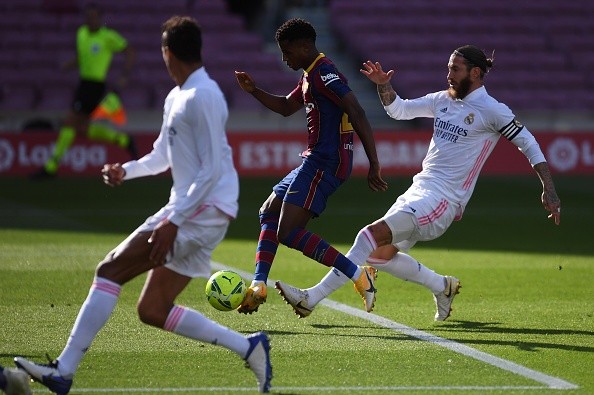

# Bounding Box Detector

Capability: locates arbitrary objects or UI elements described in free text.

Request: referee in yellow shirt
[32,3,136,179]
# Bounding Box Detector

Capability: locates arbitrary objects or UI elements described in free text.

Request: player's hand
[360,61,395,85]
[542,189,561,225]
[367,164,388,192]
[148,219,178,265]
[102,163,125,187]
[234,71,257,93]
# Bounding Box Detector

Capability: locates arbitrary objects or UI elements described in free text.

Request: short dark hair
[161,16,202,63]
[275,18,316,44]
[85,2,102,14]
[453,45,493,78]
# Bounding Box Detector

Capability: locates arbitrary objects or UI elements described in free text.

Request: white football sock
[345,228,377,266]
[306,267,350,306]
[367,253,445,293]
[305,229,377,305]
[164,305,249,358]
[57,277,121,377]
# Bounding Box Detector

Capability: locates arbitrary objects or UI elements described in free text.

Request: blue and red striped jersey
[288,54,355,180]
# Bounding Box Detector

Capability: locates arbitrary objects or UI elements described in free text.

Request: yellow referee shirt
[76,25,127,82]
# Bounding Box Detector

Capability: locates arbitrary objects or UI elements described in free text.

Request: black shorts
[72,80,106,115]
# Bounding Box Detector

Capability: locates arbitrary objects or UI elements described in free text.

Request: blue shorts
[273,160,343,217]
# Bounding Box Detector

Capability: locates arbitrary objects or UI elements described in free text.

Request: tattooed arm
[534,162,561,225]
[360,61,397,106]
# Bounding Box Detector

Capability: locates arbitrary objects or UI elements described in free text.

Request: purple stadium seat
[329,0,594,113]
[0,84,38,111]
[36,83,73,110]
[120,86,153,111]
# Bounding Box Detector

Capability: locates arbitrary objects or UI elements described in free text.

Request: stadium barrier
[0,131,593,177]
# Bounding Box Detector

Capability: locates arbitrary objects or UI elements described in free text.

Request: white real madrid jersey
[384,86,527,207]
[123,67,239,225]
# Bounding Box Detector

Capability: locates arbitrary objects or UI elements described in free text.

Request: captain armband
[498,118,524,141]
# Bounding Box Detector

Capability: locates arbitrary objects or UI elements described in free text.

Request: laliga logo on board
[547,137,594,172]
[0,139,15,171]
[0,138,108,172]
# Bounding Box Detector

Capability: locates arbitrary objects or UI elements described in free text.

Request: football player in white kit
[275,45,561,321]
[14,16,272,394]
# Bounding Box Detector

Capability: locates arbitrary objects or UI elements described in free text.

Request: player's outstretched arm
[533,162,561,225]
[234,71,302,116]
[360,61,397,106]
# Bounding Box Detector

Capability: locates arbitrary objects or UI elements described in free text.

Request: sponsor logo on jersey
[434,117,469,143]
[320,72,340,85]
[434,117,469,136]
[440,107,448,113]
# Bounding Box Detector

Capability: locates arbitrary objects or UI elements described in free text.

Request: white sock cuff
[92,277,121,298]
[361,228,377,250]
[164,305,187,332]
[346,227,377,266]
[367,257,388,265]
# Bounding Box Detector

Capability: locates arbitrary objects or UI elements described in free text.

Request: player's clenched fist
[102,163,125,187]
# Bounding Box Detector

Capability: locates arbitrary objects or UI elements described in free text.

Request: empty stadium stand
[0,0,296,114]
[329,0,594,112]
[1,0,593,132]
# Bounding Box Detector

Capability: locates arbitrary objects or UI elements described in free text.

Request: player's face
[447,55,473,100]
[278,40,307,71]
[85,8,101,32]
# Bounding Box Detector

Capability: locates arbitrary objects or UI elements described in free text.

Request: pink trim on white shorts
[418,199,448,226]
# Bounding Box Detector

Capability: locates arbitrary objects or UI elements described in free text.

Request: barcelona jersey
[287,54,354,180]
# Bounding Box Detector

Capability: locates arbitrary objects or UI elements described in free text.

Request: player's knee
[276,227,288,245]
[380,212,416,244]
[96,254,115,278]
[365,221,393,246]
[137,300,167,328]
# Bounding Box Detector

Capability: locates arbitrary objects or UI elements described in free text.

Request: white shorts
[133,205,230,278]
[381,185,462,252]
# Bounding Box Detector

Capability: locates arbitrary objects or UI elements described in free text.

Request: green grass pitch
[0,175,592,394]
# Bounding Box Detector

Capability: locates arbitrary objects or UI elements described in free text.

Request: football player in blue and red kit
[234,18,388,314]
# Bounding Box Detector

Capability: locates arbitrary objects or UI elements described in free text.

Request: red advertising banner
[1,130,593,177]
[230,131,594,176]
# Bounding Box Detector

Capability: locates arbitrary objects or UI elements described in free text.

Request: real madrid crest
[464,113,475,125]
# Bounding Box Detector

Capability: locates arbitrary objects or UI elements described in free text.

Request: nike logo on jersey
[286,190,300,195]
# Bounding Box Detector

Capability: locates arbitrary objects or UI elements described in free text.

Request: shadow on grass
[1,176,593,256]
[430,320,594,352]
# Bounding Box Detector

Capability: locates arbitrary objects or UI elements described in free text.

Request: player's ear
[470,66,481,80]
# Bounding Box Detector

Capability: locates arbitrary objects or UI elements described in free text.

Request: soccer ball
[205,270,246,311]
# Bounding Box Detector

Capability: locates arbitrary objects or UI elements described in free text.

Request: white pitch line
[38,385,553,393]
[212,262,579,391]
